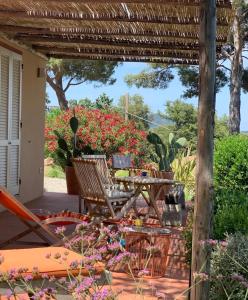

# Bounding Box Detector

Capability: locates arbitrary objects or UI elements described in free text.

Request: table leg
[147,185,165,226]
[133,185,144,216]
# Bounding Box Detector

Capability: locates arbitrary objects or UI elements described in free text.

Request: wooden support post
[190,1,216,300]
[125,93,129,121]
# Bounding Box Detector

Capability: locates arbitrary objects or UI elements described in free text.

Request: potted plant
[147,132,187,198]
[54,112,82,195]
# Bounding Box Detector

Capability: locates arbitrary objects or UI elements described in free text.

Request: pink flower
[137,269,150,277]
[55,226,66,235]
[24,274,33,281]
[193,272,209,281]
[206,239,218,246]
[45,253,51,259]
[220,240,228,248]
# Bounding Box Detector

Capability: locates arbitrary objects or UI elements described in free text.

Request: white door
[0,48,21,195]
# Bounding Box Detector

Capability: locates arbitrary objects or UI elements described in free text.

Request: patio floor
[0,178,190,299]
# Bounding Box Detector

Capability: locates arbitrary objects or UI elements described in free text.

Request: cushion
[0,247,104,278]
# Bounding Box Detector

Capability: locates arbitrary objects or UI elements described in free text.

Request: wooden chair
[80,155,113,213]
[82,155,113,185]
[0,187,89,248]
[72,159,136,219]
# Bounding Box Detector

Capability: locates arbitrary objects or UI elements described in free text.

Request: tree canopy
[68,93,114,110]
[177,66,230,99]
[158,100,229,149]
[124,64,174,89]
[46,59,119,110]
[118,94,151,130]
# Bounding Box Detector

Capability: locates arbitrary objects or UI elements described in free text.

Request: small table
[123,225,171,278]
[115,176,176,226]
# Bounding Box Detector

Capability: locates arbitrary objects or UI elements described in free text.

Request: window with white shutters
[0,47,21,195]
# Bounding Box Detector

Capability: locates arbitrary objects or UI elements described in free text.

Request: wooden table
[115,176,176,226]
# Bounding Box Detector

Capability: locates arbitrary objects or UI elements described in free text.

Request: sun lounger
[0,187,89,248]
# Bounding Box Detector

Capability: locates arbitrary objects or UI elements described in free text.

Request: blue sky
[47,62,248,131]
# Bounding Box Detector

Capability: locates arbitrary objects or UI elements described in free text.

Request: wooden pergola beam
[0,10,229,26]
[48,53,199,64]
[190,0,216,299]
[0,24,227,42]
[34,45,199,59]
[16,35,200,49]
[15,34,223,52]
[0,0,231,8]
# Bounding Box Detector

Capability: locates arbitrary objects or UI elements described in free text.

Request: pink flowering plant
[0,222,166,299]
[0,222,129,299]
[182,234,248,300]
[45,106,150,167]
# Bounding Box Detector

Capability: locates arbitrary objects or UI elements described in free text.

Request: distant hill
[149,113,173,129]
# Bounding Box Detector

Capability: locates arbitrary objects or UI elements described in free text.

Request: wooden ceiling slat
[2,0,231,8]
[15,34,223,52]
[0,24,228,42]
[0,10,229,26]
[34,45,199,59]
[48,53,199,65]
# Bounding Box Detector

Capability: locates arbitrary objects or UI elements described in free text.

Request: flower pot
[65,166,80,195]
[151,170,174,200]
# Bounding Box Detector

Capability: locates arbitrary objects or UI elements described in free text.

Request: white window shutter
[0,55,9,190]
[0,146,7,187]
[0,55,9,141]
[11,59,21,140]
[7,59,21,194]
[0,50,21,195]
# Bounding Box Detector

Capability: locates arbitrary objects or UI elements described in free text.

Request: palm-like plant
[147,132,187,171]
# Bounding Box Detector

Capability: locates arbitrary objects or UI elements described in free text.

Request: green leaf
[70,116,79,134]
[176,137,187,147]
[169,132,174,145]
[54,130,61,139]
[58,138,69,152]
[73,148,81,158]
[147,132,163,145]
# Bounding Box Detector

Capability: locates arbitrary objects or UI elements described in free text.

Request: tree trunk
[46,74,68,110]
[54,86,68,110]
[190,1,216,300]
[229,8,243,134]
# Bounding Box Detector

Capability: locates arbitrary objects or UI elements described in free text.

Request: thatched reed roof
[0,0,233,64]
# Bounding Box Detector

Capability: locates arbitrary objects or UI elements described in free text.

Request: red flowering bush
[45,106,150,167]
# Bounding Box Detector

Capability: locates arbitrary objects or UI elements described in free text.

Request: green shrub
[182,206,194,265]
[45,165,65,179]
[214,135,248,193]
[210,233,248,300]
[171,153,196,201]
[213,189,248,239]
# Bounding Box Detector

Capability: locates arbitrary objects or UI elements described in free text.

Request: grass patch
[114,170,129,177]
[44,165,65,179]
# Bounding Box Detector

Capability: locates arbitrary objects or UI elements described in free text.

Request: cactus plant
[54,111,82,170]
[147,132,187,171]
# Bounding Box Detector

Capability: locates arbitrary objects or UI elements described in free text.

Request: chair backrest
[0,187,41,221]
[112,154,131,169]
[82,155,113,185]
[0,186,58,240]
[72,159,107,203]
